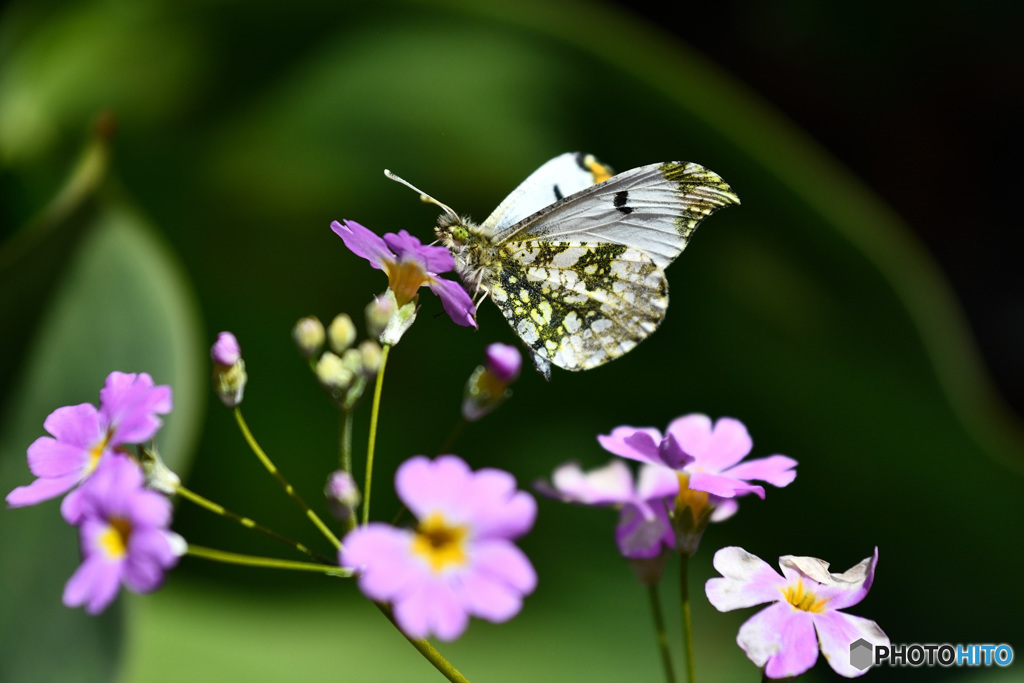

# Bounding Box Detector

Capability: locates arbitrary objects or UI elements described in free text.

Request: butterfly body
[428,153,739,379]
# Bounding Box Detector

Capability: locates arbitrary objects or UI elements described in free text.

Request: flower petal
[705,546,787,611]
[616,500,674,558]
[722,455,798,488]
[815,611,889,677]
[63,555,122,615]
[597,426,664,466]
[6,472,82,508]
[393,577,468,641]
[737,603,819,679]
[331,219,395,270]
[688,472,765,499]
[384,230,454,273]
[26,437,90,478]
[802,548,879,611]
[426,276,477,328]
[543,460,636,505]
[100,372,172,445]
[471,540,537,596]
[42,403,103,447]
[396,455,471,519]
[669,414,754,471]
[464,469,536,540]
[341,524,419,602]
[635,463,680,501]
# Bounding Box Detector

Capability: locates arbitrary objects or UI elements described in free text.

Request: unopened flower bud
[367,290,417,345]
[138,446,181,496]
[293,316,325,358]
[325,470,361,521]
[485,343,521,383]
[365,294,396,340]
[461,343,522,422]
[328,313,357,354]
[316,352,354,392]
[211,331,247,407]
[341,348,363,375]
[358,339,382,375]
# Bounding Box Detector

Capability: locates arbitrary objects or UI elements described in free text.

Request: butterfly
[386,152,739,379]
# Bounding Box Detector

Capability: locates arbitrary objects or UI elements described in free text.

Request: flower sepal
[376,289,418,346]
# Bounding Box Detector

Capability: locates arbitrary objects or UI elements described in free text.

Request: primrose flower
[331,220,476,339]
[340,455,537,641]
[599,414,796,515]
[63,454,185,614]
[706,547,889,678]
[7,371,172,522]
[537,460,679,560]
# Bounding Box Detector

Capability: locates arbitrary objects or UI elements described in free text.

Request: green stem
[186,544,351,577]
[437,417,467,455]
[175,484,333,565]
[339,408,357,534]
[362,342,391,526]
[648,584,677,683]
[680,554,696,683]
[340,408,354,474]
[375,603,470,683]
[234,407,341,549]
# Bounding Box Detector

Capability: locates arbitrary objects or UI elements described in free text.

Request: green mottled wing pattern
[486,241,668,377]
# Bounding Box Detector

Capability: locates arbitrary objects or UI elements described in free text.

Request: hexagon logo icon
[849,638,874,670]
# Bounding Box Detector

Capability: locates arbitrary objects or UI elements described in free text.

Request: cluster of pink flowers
[7,371,184,614]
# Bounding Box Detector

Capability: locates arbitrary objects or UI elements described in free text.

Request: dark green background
[1,1,1021,681]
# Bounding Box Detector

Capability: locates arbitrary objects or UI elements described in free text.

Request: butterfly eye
[449,224,470,244]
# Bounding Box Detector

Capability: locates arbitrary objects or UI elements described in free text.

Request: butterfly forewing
[481,153,614,234]
[493,162,739,269]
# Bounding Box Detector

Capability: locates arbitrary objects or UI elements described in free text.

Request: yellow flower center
[675,472,709,524]
[411,512,469,573]
[383,258,430,307]
[86,430,114,474]
[783,578,828,613]
[99,517,132,560]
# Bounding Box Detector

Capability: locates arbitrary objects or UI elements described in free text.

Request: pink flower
[598,414,796,515]
[7,371,172,522]
[340,456,536,641]
[537,460,679,559]
[63,454,185,614]
[705,547,889,678]
[331,220,476,328]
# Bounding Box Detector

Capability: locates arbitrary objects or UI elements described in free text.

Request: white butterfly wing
[480,152,613,234]
[492,161,739,268]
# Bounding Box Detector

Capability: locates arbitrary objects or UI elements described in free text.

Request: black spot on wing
[553,184,564,201]
[613,190,633,215]
[574,152,589,171]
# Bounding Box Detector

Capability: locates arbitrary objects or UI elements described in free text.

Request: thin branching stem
[234,407,341,549]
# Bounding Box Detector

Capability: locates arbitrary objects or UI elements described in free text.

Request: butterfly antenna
[384,169,459,222]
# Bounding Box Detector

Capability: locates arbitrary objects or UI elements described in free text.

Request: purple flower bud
[210,332,246,407]
[485,343,521,383]
[325,470,361,521]
[211,332,242,366]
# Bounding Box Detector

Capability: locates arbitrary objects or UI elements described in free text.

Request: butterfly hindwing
[487,240,668,379]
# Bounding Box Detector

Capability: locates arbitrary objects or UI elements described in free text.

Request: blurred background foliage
[1,0,1021,681]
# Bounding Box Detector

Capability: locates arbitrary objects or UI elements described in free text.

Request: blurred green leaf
[0,162,205,681]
